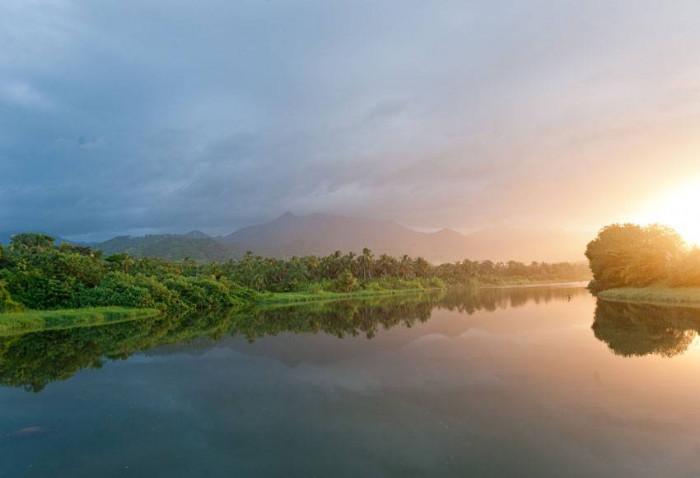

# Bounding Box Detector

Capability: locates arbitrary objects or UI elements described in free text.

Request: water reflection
[592,299,700,358]
[0,286,588,392]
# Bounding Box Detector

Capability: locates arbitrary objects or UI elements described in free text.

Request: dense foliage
[0,233,589,312]
[218,248,590,292]
[0,234,256,312]
[586,223,700,291]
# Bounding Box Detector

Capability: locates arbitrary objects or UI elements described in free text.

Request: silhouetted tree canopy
[585,223,685,290]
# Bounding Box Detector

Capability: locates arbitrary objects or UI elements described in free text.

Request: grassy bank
[0,277,586,335]
[479,279,589,288]
[260,287,443,305]
[259,277,446,305]
[597,286,700,307]
[0,307,160,336]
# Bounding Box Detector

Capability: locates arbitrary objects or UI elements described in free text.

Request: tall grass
[0,307,160,336]
[262,277,445,304]
[598,286,700,307]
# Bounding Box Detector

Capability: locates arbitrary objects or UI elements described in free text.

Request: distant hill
[220,212,589,263]
[221,212,417,257]
[183,230,211,239]
[94,234,240,262]
[25,213,588,263]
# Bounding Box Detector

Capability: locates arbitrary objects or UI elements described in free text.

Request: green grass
[479,279,589,288]
[598,286,700,307]
[0,307,160,336]
[260,287,444,305]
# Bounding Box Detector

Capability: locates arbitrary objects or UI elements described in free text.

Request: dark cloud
[2,0,700,240]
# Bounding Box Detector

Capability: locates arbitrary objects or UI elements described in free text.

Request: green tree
[585,223,685,290]
[10,233,55,251]
[332,269,359,292]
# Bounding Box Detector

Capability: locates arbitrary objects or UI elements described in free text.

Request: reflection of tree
[231,294,438,342]
[0,287,584,392]
[437,286,587,314]
[592,300,700,357]
[0,311,246,392]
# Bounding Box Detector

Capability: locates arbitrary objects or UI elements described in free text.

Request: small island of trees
[586,223,700,304]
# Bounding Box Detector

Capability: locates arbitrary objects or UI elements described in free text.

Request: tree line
[214,248,589,292]
[0,233,590,312]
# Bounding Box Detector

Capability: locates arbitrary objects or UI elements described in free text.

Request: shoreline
[477,280,589,289]
[261,279,590,305]
[259,287,443,305]
[597,286,700,308]
[0,280,591,334]
[0,307,160,337]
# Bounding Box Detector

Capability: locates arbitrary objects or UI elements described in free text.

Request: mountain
[221,212,416,257]
[94,234,240,262]
[221,212,589,263]
[183,230,210,239]
[73,212,589,263]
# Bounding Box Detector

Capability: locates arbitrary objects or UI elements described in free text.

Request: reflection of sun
[635,178,700,246]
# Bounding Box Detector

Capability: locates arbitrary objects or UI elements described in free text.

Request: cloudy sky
[3,0,700,240]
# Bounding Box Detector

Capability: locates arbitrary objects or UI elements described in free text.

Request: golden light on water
[635,178,700,246]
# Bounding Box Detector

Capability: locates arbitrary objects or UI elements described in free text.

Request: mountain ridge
[16,213,589,263]
[219,212,589,263]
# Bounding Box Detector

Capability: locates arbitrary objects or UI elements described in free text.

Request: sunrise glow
[635,178,700,246]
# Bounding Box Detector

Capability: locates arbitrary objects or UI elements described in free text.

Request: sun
[635,178,700,246]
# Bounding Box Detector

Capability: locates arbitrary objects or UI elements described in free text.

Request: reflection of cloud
[458,327,579,343]
[292,364,382,394]
[406,333,449,345]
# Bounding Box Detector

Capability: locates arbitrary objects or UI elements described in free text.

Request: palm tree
[360,247,374,280]
[399,254,413,279]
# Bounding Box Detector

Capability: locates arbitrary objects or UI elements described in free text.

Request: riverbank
[260,278,590,305]
[260,287,443,305]
[597,286,700,307]
[0,279,587,333]
[0,283,444,333]
[479,280,589,289]
[0,307,160,336]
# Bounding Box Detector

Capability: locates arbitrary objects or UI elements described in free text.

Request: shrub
[306,282,324,294]
[0,281,22,312]
[76,272,156,309]
[331,270,359,292]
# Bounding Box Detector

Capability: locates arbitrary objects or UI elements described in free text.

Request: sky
[3,0,700,241]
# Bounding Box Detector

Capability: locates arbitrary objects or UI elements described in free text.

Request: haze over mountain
[5,2,700,244]
[89,212,588,263]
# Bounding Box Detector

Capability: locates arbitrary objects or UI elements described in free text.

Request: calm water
[3,285,700,477]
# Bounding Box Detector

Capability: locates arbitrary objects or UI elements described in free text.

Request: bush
[0,269,84,310]
[0,281,22,312]
[305,282,325,294]
[76,272,156,309]
[331,270,359,292]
